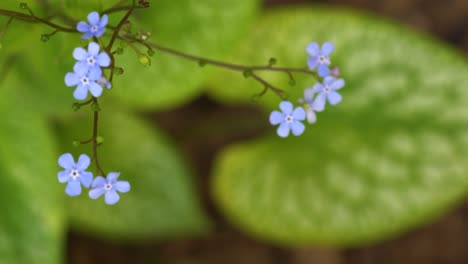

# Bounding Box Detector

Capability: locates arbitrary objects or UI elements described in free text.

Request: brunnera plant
[1,1,343,204]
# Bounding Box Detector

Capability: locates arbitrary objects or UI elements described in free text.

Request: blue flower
[89,172,130,205]
[65,64,103,100]
[73,42,110,75]
[312,76,345,110]
[306,41,334,77]
[269,101,306,138]
[77,12,108,39]
[299,88,324,124]
[58,153,93,197]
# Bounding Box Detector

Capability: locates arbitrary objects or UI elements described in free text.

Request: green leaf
[211,7,468,246]
[0,99,64,263]
[110,0,260,109]
[55,107,209,239]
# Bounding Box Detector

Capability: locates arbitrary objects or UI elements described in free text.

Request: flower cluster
[58,12,130,205]
[58,153,130,205]
[270,42,345,137]
[65,12,111,101]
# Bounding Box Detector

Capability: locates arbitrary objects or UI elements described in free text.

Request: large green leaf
[55,106,209,239]
[111,0,259,109]
[211,7,468,246]
[0,94,64,263]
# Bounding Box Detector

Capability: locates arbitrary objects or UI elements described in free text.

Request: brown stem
[91,97,105,176]
[0,9,76,33]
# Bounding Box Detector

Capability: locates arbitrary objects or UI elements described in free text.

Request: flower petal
[307,57,319,70]
[318,65,330,77]
[88,67,102,80]
[311,83,323,94]
[73,84,88,100]
[105,191,120,205]
[73,62,89,74]
[314,93,327,111]
[321,42,334,55]
[96,52,111,67]
[66,181,82,197]
[328,91,342,105]
[292,107,306,121]
[306,42,319,56]
[76,21,89,33]
[73,47,88,61]
[88,82,103,97]
[76,154,90,170]
[291,121,305,136]
[303,88,315,102]
[87,12,100,25]
[92,176,106,188]
[88,42,100,56]
[99,14,108,27]
[107,172,120,183]
[95,28,105,38]
[115,181,130,193]
[331,78,345,90]
[58,171,70,183]
[80,172,93,188]
[323,76,335,85]
[269,111,283,125]
[58,153,75,169]
[306,108,317,124]
[277,122,290,138]
[89,187,105,199]
[82,32,93,39]
[65,73,80,87]
[279,101,293,115]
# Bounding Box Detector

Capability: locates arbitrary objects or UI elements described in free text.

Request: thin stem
[91,97,105,176]
[0,9,76,33]
[106,1,135,52]
[123,35,317,77]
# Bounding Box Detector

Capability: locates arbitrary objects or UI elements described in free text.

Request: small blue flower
[312,76,345,110]
[89,172,130,205]
[77,11,108,39]
[65,65,103,100]
[269,101,306,138]
[306,41,334,77]
[299,88,324,124]
[58,153,93,197]
[73,42,111,75]
[98,76,112,89]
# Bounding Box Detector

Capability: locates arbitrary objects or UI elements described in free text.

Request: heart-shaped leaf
[0,96,64,263]
[55,107,209,239]
[211,7,468,246]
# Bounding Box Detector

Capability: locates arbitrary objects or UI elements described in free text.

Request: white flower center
[87,56,95,65]
[104,183,113,191]
[70,170,80,180]
[285,115,294,124]
[324,85,332,93]
[91,25,98,32]
[318,55,330,65]
[81,76,90,85]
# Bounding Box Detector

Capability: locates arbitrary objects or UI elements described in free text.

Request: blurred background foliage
[0,0,468,263]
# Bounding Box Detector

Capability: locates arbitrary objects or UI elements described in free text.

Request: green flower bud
[139,54,151,66]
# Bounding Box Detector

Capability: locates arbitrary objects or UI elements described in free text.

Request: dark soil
[68,0,468,263]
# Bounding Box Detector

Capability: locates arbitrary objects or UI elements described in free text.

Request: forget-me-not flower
[312,76,345,110]
[77,12,108,39]
[89,172,130,205]
[306,41,334,77]
[299,88,324,124]
[269,101,306,138]
[65,65,103,100]
[58,153,93,197]
[73,42,111,75]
